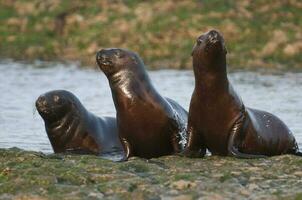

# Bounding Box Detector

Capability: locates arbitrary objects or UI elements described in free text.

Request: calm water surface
[0,61,301,153]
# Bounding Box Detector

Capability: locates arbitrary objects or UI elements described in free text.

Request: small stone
[247,183,259,191]
[166,189,179,195]
[0,194,14,200]
[230,171,241,176]
[161,194,193,200]
[2,167,11,175]
[293,171,302,177]
[87,192,104,199]
[14,195,47,200]
[171,180,196,190]
[247,167,261,172]
[199,194,224,200]
[239,189,251,197]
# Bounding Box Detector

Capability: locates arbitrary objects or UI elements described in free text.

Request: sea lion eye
[114,50,122,58]
[196,38,202,45]
[53,95,60,103]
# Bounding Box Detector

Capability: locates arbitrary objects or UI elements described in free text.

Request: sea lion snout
[36,95,48,112]
[193,29,227,57]
[96,49,107,61]
[98,48,122,56]
[206,30,221,43]
[96,48,128,76]
[96,48,123,65]
[96,49,116,70]
[195,30,220,44]
[35,91,71,120]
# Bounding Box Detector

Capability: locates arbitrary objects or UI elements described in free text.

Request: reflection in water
[0,61,301,153]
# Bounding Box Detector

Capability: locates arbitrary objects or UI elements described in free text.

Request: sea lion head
[36,90,75,123]
[192,30,227,67]
[96,48,141,76]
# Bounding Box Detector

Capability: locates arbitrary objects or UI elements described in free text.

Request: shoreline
[1,59,302,74]
[1,148,302,199]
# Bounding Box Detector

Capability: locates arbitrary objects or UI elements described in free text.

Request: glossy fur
[184,30,300,158]
[36,90,122,155]
[96,48,188,160]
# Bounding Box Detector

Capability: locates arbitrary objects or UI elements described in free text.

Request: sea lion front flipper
[292,151,302,156]
[65,147,96,155]
[119,137,132,162]
[288,141,302,157]
[227,113,267,159]
[182,127,206,158]
[181,148,206,158]
[170,119,184,153]
[171,130,183,154]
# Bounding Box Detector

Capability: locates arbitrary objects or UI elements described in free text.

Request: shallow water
[0,61,301,153]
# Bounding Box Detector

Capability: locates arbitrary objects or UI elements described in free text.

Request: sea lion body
[184,30,300,158]
[96,48,187,159]
[36,90,122,155]
[237,108,296,156]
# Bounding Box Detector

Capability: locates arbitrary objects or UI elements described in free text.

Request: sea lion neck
[46,98,88,128]
[108,65,158,110]
[193,57,228,90]
[100,51,165,114]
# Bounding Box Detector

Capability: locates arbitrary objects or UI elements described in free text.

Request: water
[0,61,301,153]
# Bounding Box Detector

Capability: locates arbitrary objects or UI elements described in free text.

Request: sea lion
[183,30,301,158]
[36,90,123,155]
[96,48,188,160]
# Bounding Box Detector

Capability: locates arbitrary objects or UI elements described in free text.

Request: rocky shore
[1,148,302,199]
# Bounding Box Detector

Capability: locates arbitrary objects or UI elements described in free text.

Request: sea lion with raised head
[96,48,188,160]
[36,90,123,155]
[183,30,301,158]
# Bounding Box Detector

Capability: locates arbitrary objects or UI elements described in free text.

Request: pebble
[171,180,196,190]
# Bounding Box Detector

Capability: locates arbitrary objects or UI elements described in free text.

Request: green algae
[0,148,302,199]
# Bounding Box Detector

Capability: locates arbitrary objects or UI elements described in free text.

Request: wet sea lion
[36,90,123,155]
[96,48,188,160]
[183,30,301,158]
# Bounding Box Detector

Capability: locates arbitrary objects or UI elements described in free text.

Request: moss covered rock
[1,148,302,199]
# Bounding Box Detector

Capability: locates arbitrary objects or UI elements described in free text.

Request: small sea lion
[184,30,301,158]
[36,90,123,155]
[96,48,188,160]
